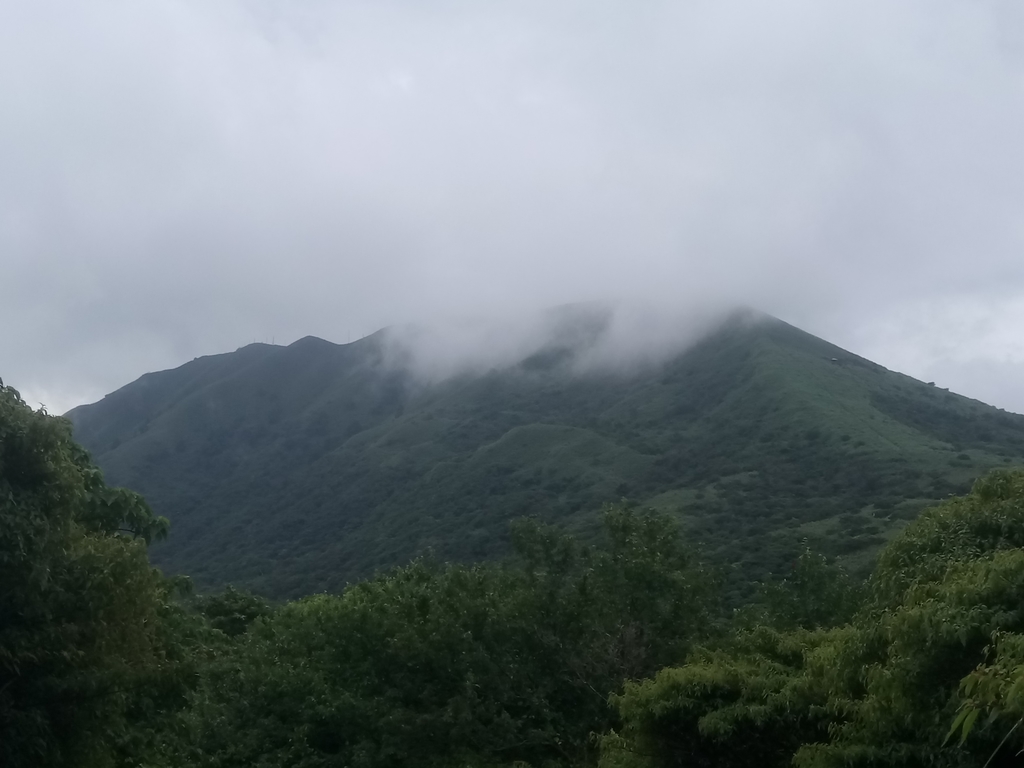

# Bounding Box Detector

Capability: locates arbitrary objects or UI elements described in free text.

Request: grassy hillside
[67,312,1024,599]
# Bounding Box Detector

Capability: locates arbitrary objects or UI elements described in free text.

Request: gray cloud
[379,301,737,382]
[3,0,1024,413]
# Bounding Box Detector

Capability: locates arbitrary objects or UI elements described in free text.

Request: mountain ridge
[67,312,1024,599]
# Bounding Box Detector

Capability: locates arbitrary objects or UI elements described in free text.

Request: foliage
[0,380,177,767]
[602,627,834,768]
[166,506,716,768]
[932,471,1024,763]
[604,470,1024,768]
[744,548,864,631]
[194,585,273,637]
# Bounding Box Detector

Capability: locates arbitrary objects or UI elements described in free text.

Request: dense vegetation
[0,379,174,766]
[604,470,1024,767]
[67,311,1024,599]
[10,377,1024,767]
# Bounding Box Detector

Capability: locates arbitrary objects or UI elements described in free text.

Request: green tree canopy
[0,381,173,767]
[604,470,1024,768]
[172,505,716,768]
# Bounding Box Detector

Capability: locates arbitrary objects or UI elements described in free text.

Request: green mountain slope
[66,312,1024,599]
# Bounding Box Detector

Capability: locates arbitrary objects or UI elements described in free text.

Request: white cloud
[2,0,1024,413]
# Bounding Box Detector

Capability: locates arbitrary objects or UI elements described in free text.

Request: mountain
[67,310,1024,600]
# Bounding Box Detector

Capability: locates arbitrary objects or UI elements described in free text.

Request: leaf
[964,676,978,697]
[961,707,980,745]
[945,706,970,746]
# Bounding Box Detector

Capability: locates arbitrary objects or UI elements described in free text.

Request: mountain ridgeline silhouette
[67,310,1024,599]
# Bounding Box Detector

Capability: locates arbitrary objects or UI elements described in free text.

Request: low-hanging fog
[379,301,751,386]
[3,1,1024,413]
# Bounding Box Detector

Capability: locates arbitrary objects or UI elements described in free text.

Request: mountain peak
[288,335,336,349]
[68,316,1024,600]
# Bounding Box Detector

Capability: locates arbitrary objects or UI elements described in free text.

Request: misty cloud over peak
[380,301,746,381]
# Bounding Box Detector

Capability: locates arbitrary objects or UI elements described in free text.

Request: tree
[752,548,863,631]
[603,470,1024,768]
[173,505,717,768]
[0,381,173,767]
[194,586,273,638]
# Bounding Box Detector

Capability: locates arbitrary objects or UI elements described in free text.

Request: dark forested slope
[67,312,1024,598]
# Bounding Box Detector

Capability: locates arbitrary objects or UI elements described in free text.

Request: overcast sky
[3,0,1024,415]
